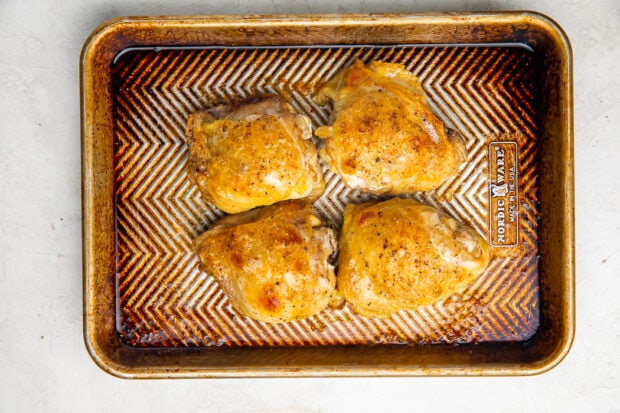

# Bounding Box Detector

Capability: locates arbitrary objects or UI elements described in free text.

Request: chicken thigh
[315,60,466,194]
[337,198,490,318]
[186,95,325,214]
[194,201,336,323]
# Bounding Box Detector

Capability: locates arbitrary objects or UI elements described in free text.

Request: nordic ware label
[489,142,519,247]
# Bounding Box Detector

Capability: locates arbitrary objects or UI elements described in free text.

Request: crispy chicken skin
[337,198,490,318]
[315,60,466,194]
[194,201,336,323]
[186,95,325,214]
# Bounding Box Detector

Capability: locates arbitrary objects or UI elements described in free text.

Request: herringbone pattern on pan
[113,46,540,347]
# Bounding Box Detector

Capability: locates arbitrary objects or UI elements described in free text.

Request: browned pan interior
[113,44,541,348]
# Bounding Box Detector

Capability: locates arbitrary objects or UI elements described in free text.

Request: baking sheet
[82,13,574,377]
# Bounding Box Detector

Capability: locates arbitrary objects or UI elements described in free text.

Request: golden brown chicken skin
[337,198,490,317]
[315,60,466,194]
[194,201,336,323]
[186,95,325,214]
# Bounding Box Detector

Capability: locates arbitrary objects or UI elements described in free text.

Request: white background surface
[1,0,618,411]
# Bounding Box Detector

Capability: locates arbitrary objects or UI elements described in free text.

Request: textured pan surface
[113,45,540,348]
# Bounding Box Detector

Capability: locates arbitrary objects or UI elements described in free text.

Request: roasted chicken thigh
[186,95,325,214]
[315,60,466,194]
[194,201,336,323]
[337,198,490,317]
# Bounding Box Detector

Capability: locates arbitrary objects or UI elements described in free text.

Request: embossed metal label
[489,142,519,247]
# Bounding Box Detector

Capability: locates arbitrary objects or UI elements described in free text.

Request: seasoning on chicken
[186,95,325,214]
[194,201,336,323]
[337,198,490,317]
[315,60,466,194]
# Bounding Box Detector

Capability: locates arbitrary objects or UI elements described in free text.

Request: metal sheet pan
[82,12,574,378]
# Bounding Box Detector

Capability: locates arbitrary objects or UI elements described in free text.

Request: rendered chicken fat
[337,198,490,318]
[315,60,466,194]
[194,201,336,323]
[186,95,325,214]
